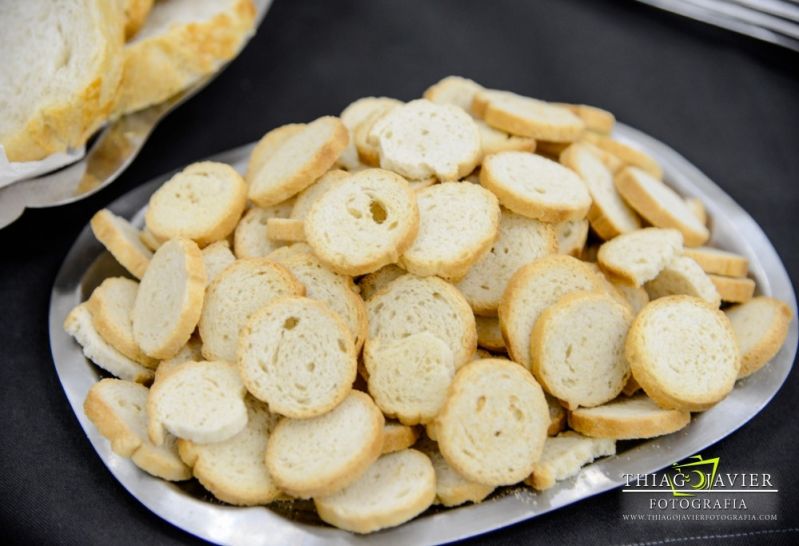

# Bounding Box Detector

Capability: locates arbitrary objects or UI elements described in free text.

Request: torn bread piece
[526,431,615,491]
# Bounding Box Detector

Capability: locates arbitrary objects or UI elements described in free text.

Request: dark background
[1,0,797,544]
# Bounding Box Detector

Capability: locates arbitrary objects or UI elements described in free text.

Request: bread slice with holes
[366,274,476,370]
[0,0,124,162]
[358,264,405,301]
[87,277,157,368]
[400,182,500,281]
[475,315,506,351]
[132,238,206,360]
[436,358,550,486]
[644,255,720,307]
[526,431,616,491]
[145,162,247,247]
[684,247,748,277]
[709,274,756,303]
[725,296,793,378]
[84,378,190,480]
[597,228,683,287]
[290,169,349,219]
[474,91,584,142]
[457,209,557,315]
[481,151,591,222]
[382,422,419,454]
[266,391,384,498]
[314,449,436,534]
[177,396,281,505]
[199,258,303,362]
[148,360,248,446]
[626,296,740,411]
[238,297,356,418]
[233,201,295,258]
[416,438,494,507]
[304,168,419,276]
[91,209,153,279]
[65,303,154,383]
[568,394,691,439]
[245,123,306,184]
[200,240,235,285]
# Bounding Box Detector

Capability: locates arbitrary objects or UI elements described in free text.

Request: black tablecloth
[1,1,797,544]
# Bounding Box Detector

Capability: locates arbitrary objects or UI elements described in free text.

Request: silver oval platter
[48,123,798,546]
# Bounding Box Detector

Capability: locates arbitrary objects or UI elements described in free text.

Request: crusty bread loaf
[400,182,500,281]
[709,274,756,303]
[475,91,584,142]
[266,391,383,498]
[568,394,691,439]
[481,151,591,222]
[370,99,481,181]
[147,360,248,446]
[584,132,663,179]
[416,438,494,507]
[0,0,124,162]
[498,255,604,369]
[475,315,506,351]
[123,0,154,39]
[382,422,419,454]
[684,246,748,277]
[457,209,557,315]
[436,358,550,486]
[304,168,419,276]
[358,264,405,301]
[245,124,306,184]
[114,0,256,115]
[132,238,206,360]
[526,431,615,491]
[532,291,632,410]
[200,240,235,286]
[615,167,709,247]
[339,97,402,170]
[561,143,640,239]
[266,218,306,242]
[177,396,280,505]
[233,201,295,258]
[199,258,303,362]
[145,162,247,247]
[313,449,436,534]
[65,304,154,384]
[87,277,157,368]
[364,333,455,425]
[248,116,348,207]
[84,379,190,480]
[725,296,793,378]
[366,274,477,370]
[626,296,740,411]
[597,227,684,287]
[91,209,153,279]
[645,255,720,307]
[555,219,589,257]
[290,169,349,220]
[238,297,356,418]
[546,394,566,436]
[554,103,615,134]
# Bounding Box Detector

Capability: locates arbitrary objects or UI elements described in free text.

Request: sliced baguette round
[200,240,236,286]
[423,75,484,112]
[685,197,708,226]
[358,264,405,301]
[266,218,305,242]
[725,296,793,378]
[366,274,477,370]
[477,91,584,142]
[400,182,500,281]
[526,431,616,491]
[476,119,536,157]
[615,282,650,315]
[644,255,720,307]
[290,169,349,220]
[584,133,663,179]
[456,209,557,315]
[436,358,550,486]
[498,255,605,370]
[532,291,632,410]
[313,449,436,534]
[266,391,384,498]
[91,209,153,279]
[555,218,589,257]
[625,296,740,411]
[339,97,402,170]
[416,438,495,507]
[245,123,306,184]
[233,200,295,259]
[248,116,348,207]
[382,422,420,454]
[568,394,691,439]
[132,238,206,360]
[597,227,684,287]
[481,151,591,223]
[155,335,203,383]
[139,226,165,252]
[304,168,419,276]
[199,258,303,363]
[354,104,399,166]
[238,297,356,418]
[684,246,749,277]
[475,315,506,351]
[147,360,248,446]
[615,167,709,247]
[555,103,615,134]
[709,274,756,303]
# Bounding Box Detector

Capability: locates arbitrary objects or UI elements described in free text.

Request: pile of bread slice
[65,76,794,534]
[0,0,256,162]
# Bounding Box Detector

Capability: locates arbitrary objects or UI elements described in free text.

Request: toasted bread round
[498,255,604,370]
[358,264,405,301]
[555,103,615,134]
[597,227,684,287]
[477,91,584,142]
[155,335,203,383]
[266,218,306,242]
[314,449,436,534]
[382,422,419,454]
[684,246,748,277]
[685,197,708,226]
[90,209,153,279]
[584,133,662,179]
[245,123,306,184]
[199,258,303,362]
[709,274,756,303]
[481,151,591,222]
[132,238,206,360]
[339,97,402,170]
[555,218,589,257]
[248,116,349,207]
[290,169,349,220]
[423,75,484,112]
[436,358,550,486]
[200,240,235,286]
[526,431,616,491]
[233,200,295,259]
[475,315,506,351]
[266,391,384,498]
[366,274,477,370]
[400,182,500,281]
[476,119,536,158]
[644,256,720,307]
[725,296,793,378]
[568,394,691,439]
[531,292,632,409]
[139,226,165,252]
[238,297,356,418]
[457,209,557,315]
[145,162,247,247]
[416,438,495,507]
[304,168,419,276]
[626,296,740,411]
[355,104,399,166]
